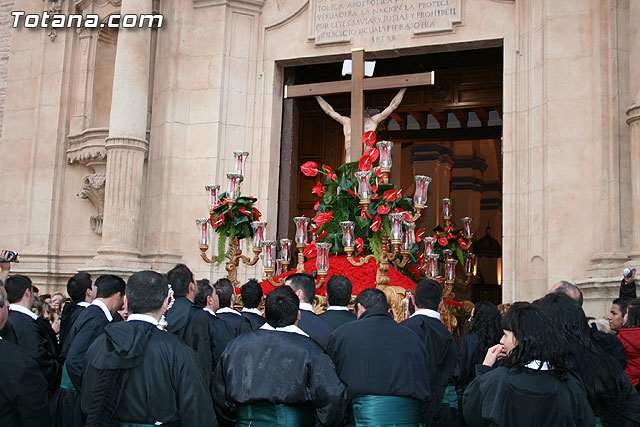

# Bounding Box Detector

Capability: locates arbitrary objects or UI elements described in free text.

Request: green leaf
[456,247,465,265]
[369,234,382,262]
[217,234,227,266]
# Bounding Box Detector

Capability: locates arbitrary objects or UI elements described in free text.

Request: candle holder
[196,218,211,248]
[226,173,244,211]
[355,170,372,205]
[424,236,436,256]
[293,216,309,273]
[340,221,356,255]
[315,242,331,288]
[376,141,393,183]
[199,235,262,286]
[461,216,473,239]
[426,253,440,278]
[251,221,266,248]
[441,198,452,226]
[205,185,220,213]
[233,151,249,176]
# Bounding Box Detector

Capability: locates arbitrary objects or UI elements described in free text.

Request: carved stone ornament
[66,128,108,166]
[46,0,64,41]
[78,174,106,235]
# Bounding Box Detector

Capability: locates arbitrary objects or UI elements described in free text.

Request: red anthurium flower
[323,165,337,181]
[304,241,317,258]
[317,230,327,239]
[458,238,468,250]
[312,182,326,197]
[445,226,454,233]
[308,226,318,234]
[362,131,377,147]
[360,206,367,219]
[383,189,402,202]
[355,238,364,253]
[358,147,379,171]
[438,237,449,246]
[238,207,253,217]
[347,188,358,198]
[416,228,425,243]
[370,214,381,232]
[301,161,319,177]
[377,204,390,215]
[252,207,261,219]
[315,210,333,227]
[371,185,378,194]
[373,168,384,180]
[313,201,320,211]
[214,214,225,229]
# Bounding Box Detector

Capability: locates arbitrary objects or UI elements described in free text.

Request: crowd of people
[0,250,640,426]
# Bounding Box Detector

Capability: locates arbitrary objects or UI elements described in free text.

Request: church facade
[0,0,637,317]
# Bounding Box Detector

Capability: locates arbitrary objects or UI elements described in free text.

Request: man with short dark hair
[6,274,60,392]
[320,275,356,329]
[59,272,93,350]
[214,286,346,426]
[0,284,52,426]
[81,270,216,426]
[327,288,431,425]
[240,279,266,330]
[401,279,458,425]
[165,263,200,340]
[215,278,251,336]
[286,273,333,348]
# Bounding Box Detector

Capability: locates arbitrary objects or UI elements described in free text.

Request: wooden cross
[284,48,434,161]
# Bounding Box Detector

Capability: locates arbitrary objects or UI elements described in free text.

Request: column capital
[626,103,640,126]
[105,136,149,154]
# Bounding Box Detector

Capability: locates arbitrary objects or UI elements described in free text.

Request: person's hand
[0,250,11,270]
[625,268,637,283]
[483,344,505,368]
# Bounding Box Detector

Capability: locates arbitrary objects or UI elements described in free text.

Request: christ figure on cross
[315,87,407,162]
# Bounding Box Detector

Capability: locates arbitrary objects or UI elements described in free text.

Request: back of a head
[286,273,315,304]
[625,298,640,328]
[551,280,584,307]
[265,286,299,328]
[240,279,263,309]
[194,279,213,309]
[354,288,388,312]
[5,275,32,304]
[538,293,590,346]
[468,301,502,354]
[67,272,92,303]
[214,278,234,308]
[126,271,168,315]
[166,264,193,298]
[326,275,352,307]
[414,278,442,310]
[94,274,126,299]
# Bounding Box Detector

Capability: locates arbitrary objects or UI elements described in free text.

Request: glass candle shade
[355,170,372,200]
[389,213,405,241]
[226,173,243,200]
[205,185,220,212]
[445,259,458,281]
[414,176,431,206]
[233,151,249,176]
[262,240,276,269]
[424,237,436,255]
[340,221,355,247]
[464,253,475,275]
[196,218,210,246]
[275,259,285,276]
[279,239,292,262]
[293,217,309,245]
[427,254,440,278]
[402,221,416,251]
[315,242,332,272]
[441,198,452,217]
[376,141,393,168]
[461,217,473,236]
[442,249,453,261]
[251,221,266,248]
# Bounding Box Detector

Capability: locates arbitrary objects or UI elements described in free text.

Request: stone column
[97,0,152,262]
[628,0,640,261]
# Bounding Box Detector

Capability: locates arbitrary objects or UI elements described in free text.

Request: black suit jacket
[217,310,252,337]
[319,308,356,329]
[298,309,333,349]
[241,311,266,330]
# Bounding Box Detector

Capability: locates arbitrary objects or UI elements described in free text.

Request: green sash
[60,363,76,391]
[442,385,458,408]
[236,402,314,427]
[350,395,423,426]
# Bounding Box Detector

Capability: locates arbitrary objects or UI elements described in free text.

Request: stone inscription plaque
[310,0,462,46]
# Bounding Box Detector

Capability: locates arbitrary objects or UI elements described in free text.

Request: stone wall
[0,0,16,139]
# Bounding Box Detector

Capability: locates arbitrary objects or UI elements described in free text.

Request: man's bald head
[550,280,583,307]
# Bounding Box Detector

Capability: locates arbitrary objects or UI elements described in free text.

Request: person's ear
[23,287,31,300]
[296,309,301,324]
[189,281,195,294]
[123,295,129,312]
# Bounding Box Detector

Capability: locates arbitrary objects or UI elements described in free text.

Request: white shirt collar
[242,307,262,315]
[203,307,216,316]
[410,308,441,320]
[77,301,91,307]
[217,307,241,316]
[326,306,350,311]
[91,299,113,322]
[9,304,38,320]
[259,323,309,337]
[128,313,160,327]
[299,303,314,312]
[525,360,550,371]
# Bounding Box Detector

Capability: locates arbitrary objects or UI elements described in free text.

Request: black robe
[214,328,347,426]
[217,309,252,337]
[298,309,333,349]
[8,309,61,392]
[165,297,200,340]
[590,325,626,369]
[59,302,86,351]
[81,319,216,426]
[241,310,266,330]
[327,308,432,423]
[463,365,595,427]
[319,308,356,329]
[0,339,52,427]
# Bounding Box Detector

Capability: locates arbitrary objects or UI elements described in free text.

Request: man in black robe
[52,274,126,427]
[59,272,93,351]
[320,275,356,329]
[214,286,346,426]
[286,273,333,348]
[327,288,432,425]
[81,270,216,426]
[401,278,458,426]
[165,263,201,340]
[5,274,60,393]
[215,278,252,336]
[240,279,266,330]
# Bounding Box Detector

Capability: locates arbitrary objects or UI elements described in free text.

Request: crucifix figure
[315,88,406,162]
[285,48,434,162]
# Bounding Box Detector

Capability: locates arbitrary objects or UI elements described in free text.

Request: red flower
[360,206,368,219]
[383,189,402,202]
[304,242,317,258]
[214,214,225,229]
[312,182,326,197]
[362,131,377,147]
[370,214,381,232]
[313,201,320,211]
[301,161,319,177]
[315,211,333,227]
[377,204,390,215]
[371,185,378,194]
[323,165,337,181]
[458,238,468,250]
[355,238,364,253]
[238,207,253,218]
[438,237,449,247]
[252,207,261,219]
[373,168,384,180]
[308,226,318,234]
[358,147,379,171]
[416,228,425,243]
[317,230,327,239]
[408,266,421,279]
[347,188,358,198]
[444,297,464,309]
[445,226,454,233]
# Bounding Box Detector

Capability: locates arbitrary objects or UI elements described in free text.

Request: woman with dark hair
[619,298,640,392]
[539,293,640,426]
[463,302,594,427]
